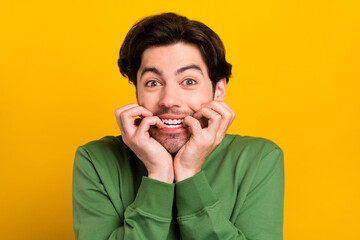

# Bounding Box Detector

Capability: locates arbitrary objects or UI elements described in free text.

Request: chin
[149,127,189,154]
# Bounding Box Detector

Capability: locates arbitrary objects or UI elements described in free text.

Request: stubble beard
[147,108,208,154]
[149,118,208,154]
[149,127,190,154]
[148,107,193,154]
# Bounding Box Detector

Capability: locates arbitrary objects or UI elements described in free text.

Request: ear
[214,78,227,101]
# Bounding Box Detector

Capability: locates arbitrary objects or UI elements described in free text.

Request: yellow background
[1,0,359,239]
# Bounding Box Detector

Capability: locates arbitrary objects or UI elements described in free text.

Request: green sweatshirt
[72,134,284,240]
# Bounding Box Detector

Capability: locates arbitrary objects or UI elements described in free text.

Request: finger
[114,105,136,145]
[200,101,235,122]
[200,101,235,145]
[115,104,138,129]
[114,103,141,124]
[192,107,222,135]
[136,116,166,137]
[114,103,138,115]
[216,101,234,117]
[217,101,236,121]
[183,115,203,138]
[115,104,153,120]
[197,101,235,133]
[116,105,154,136]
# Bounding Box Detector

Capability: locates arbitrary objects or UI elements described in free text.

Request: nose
[158,83,182,108]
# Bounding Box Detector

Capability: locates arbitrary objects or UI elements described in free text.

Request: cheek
[185,94,212,112]
[187,83,214,111]
[137,92,157,110]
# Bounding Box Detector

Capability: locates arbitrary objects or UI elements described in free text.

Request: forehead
[139,42,207,72]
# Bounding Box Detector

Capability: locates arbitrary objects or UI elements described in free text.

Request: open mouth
[161,118,184,128]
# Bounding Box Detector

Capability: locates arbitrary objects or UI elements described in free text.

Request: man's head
[118,12,232,90]
[118,13,232,153]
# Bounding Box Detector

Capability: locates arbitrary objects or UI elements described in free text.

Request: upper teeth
[162,119,183,125]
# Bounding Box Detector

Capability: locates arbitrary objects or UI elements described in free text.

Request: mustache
[152,108,194,117]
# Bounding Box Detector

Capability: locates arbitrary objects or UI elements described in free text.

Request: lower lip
[159,125,186,133]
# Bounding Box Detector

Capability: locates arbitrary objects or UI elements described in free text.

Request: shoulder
[77,135,133,163]
[74,135,131,177]
[225,134,284,180]
[220,134,282,159]
[80,135,126,157]
[218,134,284,190]
[212,134,283,175]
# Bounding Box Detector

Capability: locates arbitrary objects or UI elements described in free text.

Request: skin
[115,42,235,183]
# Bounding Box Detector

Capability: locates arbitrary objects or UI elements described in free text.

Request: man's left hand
[173,101,235,182]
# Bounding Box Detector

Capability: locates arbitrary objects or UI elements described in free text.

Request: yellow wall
[1,0,359,239]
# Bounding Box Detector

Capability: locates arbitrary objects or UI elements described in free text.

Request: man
[73,12,284,240]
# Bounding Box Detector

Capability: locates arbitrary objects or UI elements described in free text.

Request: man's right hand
[115,104,174,183]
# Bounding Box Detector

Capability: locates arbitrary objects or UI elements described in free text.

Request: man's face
[136,42,220,153]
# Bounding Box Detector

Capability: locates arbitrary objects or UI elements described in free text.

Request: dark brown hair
[118,12,232,90]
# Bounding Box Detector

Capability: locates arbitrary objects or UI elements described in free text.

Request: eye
[145,80,161,87]
[182,78,197,86]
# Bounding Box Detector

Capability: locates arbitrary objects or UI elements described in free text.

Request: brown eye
[145,80,161,87]
[183,78,197,86]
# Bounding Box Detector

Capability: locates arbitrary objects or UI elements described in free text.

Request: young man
[73,13,284,240]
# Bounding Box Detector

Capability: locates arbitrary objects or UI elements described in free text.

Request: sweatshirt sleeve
[175,147,284,240]
[72,146,174,240]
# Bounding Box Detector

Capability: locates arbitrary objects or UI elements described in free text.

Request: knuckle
[214,114,221,121]
[115,109,121,118]
[223,112,232,119]
[140,117,152,125]
[115,106,126,115]
[139,117,148,124]
[119,111,127,119]
[212,101,220,107]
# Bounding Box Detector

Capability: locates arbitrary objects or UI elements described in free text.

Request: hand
[173,101,235,182]
[115,104,174,183]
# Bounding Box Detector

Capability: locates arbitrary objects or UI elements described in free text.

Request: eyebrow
[175,64,203,76]
[140,64,203,79]
[140,67,162,79]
